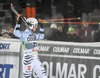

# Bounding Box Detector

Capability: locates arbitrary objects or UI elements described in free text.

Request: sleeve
[39,28,44,33]
[38,28,45,39]
[13,24,23,38]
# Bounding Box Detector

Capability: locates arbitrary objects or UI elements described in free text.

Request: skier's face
[32,25,38,32]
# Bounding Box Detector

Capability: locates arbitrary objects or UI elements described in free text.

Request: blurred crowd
[44,22,100,42]
[0,21,100,42]
[0,0,100,42]
[0,26,18,38]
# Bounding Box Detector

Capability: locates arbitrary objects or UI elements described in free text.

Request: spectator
[1,32,10,38]
[54,0,69,33]
[92,30,100,42]
[91,24,100,42]
[78,25,93,42]
[50,23,57,29]
[1,29,8,35]
[1,27,19,39]
[67,26,81,42]
[44,23,58,40]
[8,27,18,38]
[44,23,68,41]
[57,23,68,41]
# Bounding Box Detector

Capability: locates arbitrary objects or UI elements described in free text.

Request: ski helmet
[26,17,38,29]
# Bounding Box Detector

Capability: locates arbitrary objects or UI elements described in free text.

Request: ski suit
[13,24,47,78]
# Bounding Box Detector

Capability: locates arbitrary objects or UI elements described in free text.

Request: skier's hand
[16,14,22,24]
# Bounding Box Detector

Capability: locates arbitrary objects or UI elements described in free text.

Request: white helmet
[26,17,38,29]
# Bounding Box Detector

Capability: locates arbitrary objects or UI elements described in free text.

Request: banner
[0,38,21,78]
[1,38,100,78]
[33,41,100,78]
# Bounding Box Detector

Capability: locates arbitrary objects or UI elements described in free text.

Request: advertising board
[35,41,100,78]
[0,38,21,78]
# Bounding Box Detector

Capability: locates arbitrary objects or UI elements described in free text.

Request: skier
[13,14,47,78]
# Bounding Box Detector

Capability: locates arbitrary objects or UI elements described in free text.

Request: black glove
[17,20,21,24]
